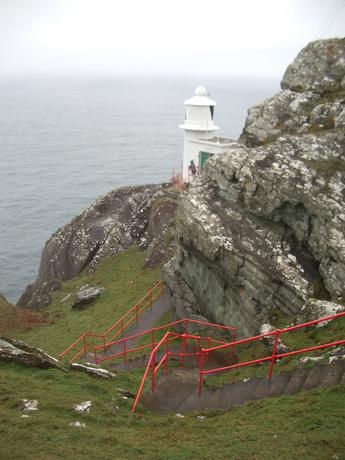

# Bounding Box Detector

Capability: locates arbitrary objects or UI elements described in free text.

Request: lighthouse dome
[194,86,208,96]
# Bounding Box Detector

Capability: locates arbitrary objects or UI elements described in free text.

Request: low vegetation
[1,245,345,459]
[15,246,161,356]
[0,361,344,460]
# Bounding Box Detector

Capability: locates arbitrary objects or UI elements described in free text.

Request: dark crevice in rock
[80,241,102,273]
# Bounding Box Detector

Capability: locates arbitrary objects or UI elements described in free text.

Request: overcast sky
[1,0,344,78]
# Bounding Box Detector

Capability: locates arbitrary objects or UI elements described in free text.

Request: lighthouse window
[210,106,214,119]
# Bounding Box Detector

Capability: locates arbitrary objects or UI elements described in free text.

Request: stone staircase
[142,360,345,414]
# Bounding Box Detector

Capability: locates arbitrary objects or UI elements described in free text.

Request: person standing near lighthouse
[179,86,219,182]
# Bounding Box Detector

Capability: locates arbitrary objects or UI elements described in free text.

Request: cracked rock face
[164,38,345,337]
[18,184,178,308]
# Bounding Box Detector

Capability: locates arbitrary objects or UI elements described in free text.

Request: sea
[0,76,278,303]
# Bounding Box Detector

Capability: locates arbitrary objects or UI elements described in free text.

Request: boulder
[0,337,65,370]
[281,38,345,94]
[116,388,136,399]
[295,299,345,327]
[18,184,178,309]
[260,324,288,354]
[73,401,92,413]
[71,362,116,379]
[72,285,104,309]
[19,399,38,412]
[240,38,345,147]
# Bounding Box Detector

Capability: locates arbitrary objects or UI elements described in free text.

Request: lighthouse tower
[179,86,219,182]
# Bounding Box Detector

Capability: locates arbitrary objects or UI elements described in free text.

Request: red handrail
[59,280,165,362]
[131,331,205,413]
[93,317,236,365]
[198,310,345,393]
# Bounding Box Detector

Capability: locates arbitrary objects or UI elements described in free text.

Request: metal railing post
[151,329,155,351]
[196,336,201,366]
[198,350,205,395]
[165,335,169,374]
[268,330,280,380]
[231,329,236,357]
[83,335,87,358]
[94,346,97,364]
[123,340,126,363]
[181,333,186,368]
[151,353,156,392]
[207,337,210,364]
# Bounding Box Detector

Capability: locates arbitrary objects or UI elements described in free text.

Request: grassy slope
[1,246,345,459]
[0,361,344,460]
[16,246,161,357]
[0,296,16,334]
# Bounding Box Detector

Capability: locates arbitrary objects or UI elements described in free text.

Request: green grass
[0,296,17,335]
[15,246,161,358]
[0,361,345,460]
[2,243,345,458]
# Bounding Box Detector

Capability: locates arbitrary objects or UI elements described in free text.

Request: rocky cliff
[164,38,345,337]
[19,184,178,308]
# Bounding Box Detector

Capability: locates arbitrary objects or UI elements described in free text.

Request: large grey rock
[164,39,345,338]
[72,285,104,309]
[281,38,345,94]
[18,184,178,308]
[0,337,65,370]
[295,299,345,326]
[71,362,116,379]
[240,38,345,146]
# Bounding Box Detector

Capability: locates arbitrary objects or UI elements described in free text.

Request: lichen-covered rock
[18,184,178,308]
[0,337,65,370]
[19,399,38,412]
[260,323,288,354]
[240,38,345,146]
[164,39,345,337]
[71,362,116,379]
[281,38,345,94]
[72,285,105,309]
[73,401,92,413]
[295,299,345,326]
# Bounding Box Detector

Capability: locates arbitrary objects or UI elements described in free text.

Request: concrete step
[142,361,345,415]
[178,388,215,413]
[301,364,326,391]
[267,372,291,397]
[142,369,199,414]
[319,361,345,387]
[283,367,309,394]
[340,365,345,384]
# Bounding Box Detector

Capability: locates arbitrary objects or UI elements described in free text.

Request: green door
[199,151,214,171]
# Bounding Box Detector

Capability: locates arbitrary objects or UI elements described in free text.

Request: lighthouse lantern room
[179,86,234,182]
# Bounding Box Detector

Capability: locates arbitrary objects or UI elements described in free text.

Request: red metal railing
[131,330,216,414]
[59,280,165,363]
[131,310,345,413]
[198,310,345,394]
[93,317,236,365]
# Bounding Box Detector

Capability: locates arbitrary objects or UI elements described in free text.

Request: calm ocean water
[0,76,278,303]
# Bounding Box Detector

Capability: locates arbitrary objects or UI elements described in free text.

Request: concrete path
[142,360,345,414]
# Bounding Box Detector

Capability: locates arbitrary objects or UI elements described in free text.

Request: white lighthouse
[179,86,234,182]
